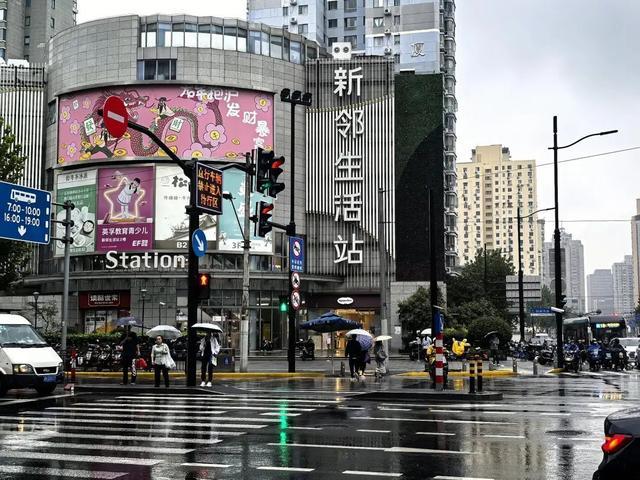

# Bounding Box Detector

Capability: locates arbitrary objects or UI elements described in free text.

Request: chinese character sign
[96,166,154,252]
[55,169,97,256]
[196,163,223,215]
[57,86,274,166]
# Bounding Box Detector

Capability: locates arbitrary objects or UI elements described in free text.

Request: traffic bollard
[533,356,539,376]
[513,357,518,374]
[477,356,483,393]
[469,359,476,394]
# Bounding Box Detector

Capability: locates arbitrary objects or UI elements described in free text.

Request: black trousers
[348,358,358,377]
[122,356,136,384]
[201,358,213,383]
[154,364,169,387]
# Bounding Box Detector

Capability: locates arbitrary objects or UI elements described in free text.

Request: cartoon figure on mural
[151,97,175,126]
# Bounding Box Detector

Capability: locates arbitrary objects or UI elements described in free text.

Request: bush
[444,327,468,341]
[42,332,124,347]
[467,317,512,349]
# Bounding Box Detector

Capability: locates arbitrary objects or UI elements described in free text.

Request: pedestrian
[421,335,432,361]
[374,340,387,380]
[345,334,362,380]
[199,332,220,387]
[358,346,370,381]
[489,334,500,365]
[151,335,171,388]
[120,330,139,385]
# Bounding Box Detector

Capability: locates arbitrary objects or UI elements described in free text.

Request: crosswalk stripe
[259,412,301,417]
[267,442,385,451]
[0,450,162,466]
[3,431,222,446]
[482,434,525,439]
[2,439,193,455]
[354,416,517,426]
[116,395,341,404]
[357,429,391,433]
[386,447,475,455]
[343,471,402,477]
[44,406,229,416]
[417,432,456,436]
[286,426,324,431]
[0,393,74,407]
[0,416,268,429]
[0,466,127,479]
[20,410,278,423]
[85,401,316,412]
[182,463,233,468]
[433,476,494,480]
[257,466,315,472]
[0,424,245,437]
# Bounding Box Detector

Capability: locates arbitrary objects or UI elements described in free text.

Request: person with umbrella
[488,332,500,366]
[151,335,171,388]
[345,335,362,380]
[199,331,220,387]
[374,339,388,380]
[120,330,139,385]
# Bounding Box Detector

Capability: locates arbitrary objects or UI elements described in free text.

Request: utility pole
[241,152,252,372]
[378,188,388,337]
[517,206,525,342]
[427,188,438,330]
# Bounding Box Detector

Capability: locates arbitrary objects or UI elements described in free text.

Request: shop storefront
[79,291,130,333]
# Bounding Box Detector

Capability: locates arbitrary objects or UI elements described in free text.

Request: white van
[0,314,63,396]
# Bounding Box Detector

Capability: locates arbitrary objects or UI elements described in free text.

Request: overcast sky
[78,0,640,277]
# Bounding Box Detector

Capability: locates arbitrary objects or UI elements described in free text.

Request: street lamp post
[140,289,147,331]
[33,291,40,330]
[550,116,617,368]
[516,206,554,341]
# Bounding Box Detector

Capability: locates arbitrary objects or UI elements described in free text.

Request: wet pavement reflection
[0,370,638,479]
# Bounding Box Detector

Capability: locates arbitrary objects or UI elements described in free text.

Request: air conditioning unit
[383,47,393,55]
[384,28,392,35]
[384,8,392,15]
[290,0,297,5]
[331,42,353,60]
[290,17,297,24]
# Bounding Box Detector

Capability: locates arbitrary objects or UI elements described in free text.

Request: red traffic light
[199,273,210,287]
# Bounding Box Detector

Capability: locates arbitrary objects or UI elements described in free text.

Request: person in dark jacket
[120,331,139,385]
[345,335,362,379]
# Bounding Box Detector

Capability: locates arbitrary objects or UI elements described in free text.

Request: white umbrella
[375,335,392,341]
[421,328,432,336]
[346,328,373,337]
[192,322,223,333]
[146,325,181,339]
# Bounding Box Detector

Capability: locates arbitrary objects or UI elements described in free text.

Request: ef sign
[102,96,129,138]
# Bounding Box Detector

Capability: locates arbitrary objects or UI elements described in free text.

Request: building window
[328,18,337,28]
[158,22,171,47]
[298,23,308,34]
[270,34,282,58]
[394,53,400,64]
[344,17,357,30]
[283,6,288,16]
[25,0,31,8]
[344,35,357,48]
[344,0,357,12]
[25,16,31,26]
[0,29,4,41]
[373,36,383,47]
[298,5,308,14]
[374,0,384,6]
[197,24,211,48]
[51,0,55,9]
[24,36,30,45]
[137,59,177,81]
[224,26,237,50]
[0,9,6,21]
[373,17,384,27]
[50,17,55,28]
[328,36,338,46]
[261,31,269,56]
[248,30,261,54]
[394,0,401,5]
[47,100,57,126]
[394,34,400,45]
[0,48,5,60]
[393,15,401,26]
[290,40,302,64]
[328,0,338,10]
[185,23,198,47]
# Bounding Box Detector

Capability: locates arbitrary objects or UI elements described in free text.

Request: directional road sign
[192,228,208,257]
[0,181,51,245]
[289,236,305,273]
[103,96,129,138]
[529,306,553,316]
[290,290,301,311]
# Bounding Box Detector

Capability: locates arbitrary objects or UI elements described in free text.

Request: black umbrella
[299,312,361,333]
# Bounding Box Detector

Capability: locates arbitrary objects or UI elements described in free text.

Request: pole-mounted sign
[0,181,51,245]
[102,96,129,138]
[196,163,223,215]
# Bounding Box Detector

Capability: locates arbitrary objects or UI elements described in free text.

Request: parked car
[594,407,640,479]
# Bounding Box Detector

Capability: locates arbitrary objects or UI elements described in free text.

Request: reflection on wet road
[0,371,638,479]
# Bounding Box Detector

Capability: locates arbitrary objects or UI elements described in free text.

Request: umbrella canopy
[115,316,140,327]
[192,322,223,333]
[146,325,181,339]
[484,330,499,339]
[357,335,374,350]
[346,328,373,337]
[299,312,361,333]
[375,335,392,342]
[421,328,432,336]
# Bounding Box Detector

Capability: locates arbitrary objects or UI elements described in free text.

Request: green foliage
[397,286,444,345]
[0,116,31,291]
[449,298,497,327]
[467,317,513,348]
[42,332,124,347]
[444,326,468,341]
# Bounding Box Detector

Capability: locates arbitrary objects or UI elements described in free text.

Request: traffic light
[559,294,567,309]
[256,201,274,238]
[279,295,289,313]
[198,273,211,300]
[256,148,285,198]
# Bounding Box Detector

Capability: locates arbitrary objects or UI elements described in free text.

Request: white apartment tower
[456,145,540,274]
[542,229,586,313]
[612,255,634,315]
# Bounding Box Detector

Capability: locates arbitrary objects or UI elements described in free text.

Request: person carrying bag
[151,335,173,388]
[199,332,220,387]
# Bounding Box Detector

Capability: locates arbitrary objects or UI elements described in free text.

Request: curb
[69,371,326,380]
[396,370,518,378]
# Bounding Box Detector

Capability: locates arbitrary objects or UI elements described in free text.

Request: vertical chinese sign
[195,163,223,215]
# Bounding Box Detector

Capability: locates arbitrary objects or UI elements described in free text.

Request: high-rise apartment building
[612,255,634,315]
[456,145,539,274]
[587,269,613,315]
[0,0,77,63]
[249,0,458,269]
[631,199,640,306]
[542,229,585,313]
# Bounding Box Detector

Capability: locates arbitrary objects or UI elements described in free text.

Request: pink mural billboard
[57,85,275,165]
[97,166,154,252]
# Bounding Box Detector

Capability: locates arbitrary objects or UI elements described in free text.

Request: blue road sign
[0,181,51,245]
[529,306,553,315]
[289,236,305,273]
[192,228,208,257]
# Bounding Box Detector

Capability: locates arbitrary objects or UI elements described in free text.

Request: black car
[593,408,640,479]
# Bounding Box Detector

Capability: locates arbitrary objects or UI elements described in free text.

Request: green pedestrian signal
[279,295,289,312]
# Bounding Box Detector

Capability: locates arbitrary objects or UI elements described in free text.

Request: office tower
[587,269,614,315]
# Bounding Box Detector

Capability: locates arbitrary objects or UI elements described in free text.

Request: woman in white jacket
[199,332,221,387]
[151,335,171,388]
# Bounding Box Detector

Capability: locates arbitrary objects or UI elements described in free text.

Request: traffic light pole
[287,102,297,374]
[240,152,252,373]
[186,168,200,387]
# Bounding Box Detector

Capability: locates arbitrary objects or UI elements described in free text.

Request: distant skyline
[77,0,640,276]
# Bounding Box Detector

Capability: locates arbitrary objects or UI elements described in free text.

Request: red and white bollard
[435,332,444,391]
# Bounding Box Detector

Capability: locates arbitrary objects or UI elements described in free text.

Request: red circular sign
[103,96,129,138]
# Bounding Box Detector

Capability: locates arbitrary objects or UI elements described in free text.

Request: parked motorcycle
[111,345,123,371]
[83,343,100,371]
[96,344,112,372]
[298,339,315,360]
[408,340,421,361]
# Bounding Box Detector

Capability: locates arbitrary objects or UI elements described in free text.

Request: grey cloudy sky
[78,0,640,276]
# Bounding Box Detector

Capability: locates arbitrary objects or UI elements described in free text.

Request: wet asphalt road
[0,370,638,480]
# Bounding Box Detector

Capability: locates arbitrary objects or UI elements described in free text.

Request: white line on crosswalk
[433,476,494,480]
[430,409,464,414]
[482,434,525,439]
[354,416,517,426]
[257,466,315,472]
[287,426,324,431]
[0,423,246,437]
[343,470,402,477]
[357,429,391,433]
[386,447,475,455]
[7,431,223,445]
[181,463,232,469]
[0,450,161,466]
[2,439,194,455]
[44,407,229,416]
[0,466,127,479]
[116,395,341,404]
[0,393,75,406]
[259,412,301,417]
[0,416,268,429]
[20,410,277,423]
[378,407,412,412]
[85,401,316,412]
[540,413,571,417]
[267,442,473,455]
[267,442,385,451]
[417,432,456,436]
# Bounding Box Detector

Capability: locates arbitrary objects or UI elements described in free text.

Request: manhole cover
[547,430,587,437]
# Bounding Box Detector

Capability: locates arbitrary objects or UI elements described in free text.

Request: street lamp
[159,302,166,324]
[549,116,617,367]
[516,206,555,342]
[140,288,147,331]
[33,291,40,330]
[280,88,312,374]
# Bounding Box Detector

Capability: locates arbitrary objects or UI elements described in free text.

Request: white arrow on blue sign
[0,181,51,245]
[192,229,208,257]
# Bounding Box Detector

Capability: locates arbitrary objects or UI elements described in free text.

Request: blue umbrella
[357,335,373,351]
[299,312,361,333]
[115,316,140,327]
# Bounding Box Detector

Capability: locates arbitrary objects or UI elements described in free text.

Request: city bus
[563,315,627,343]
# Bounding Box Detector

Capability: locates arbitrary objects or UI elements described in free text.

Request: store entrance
[333,309,377,354]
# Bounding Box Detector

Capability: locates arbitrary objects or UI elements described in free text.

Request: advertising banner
[57,85,274,166]
[218,169,273,254]
[154,165,217,250]
[55,169,97,256]
[96,166,154,252]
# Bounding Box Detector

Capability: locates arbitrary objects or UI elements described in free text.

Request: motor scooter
[563,343,581,373]
[83,343,100,371]
[587,343,601,371]
[408,340,420,361]
[96,344,112,372]
[299,340,315,360]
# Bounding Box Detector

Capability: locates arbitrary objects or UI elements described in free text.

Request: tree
[0,116,31,291]
[39,302,60,336]
[449,298,498,327]
[467,316,512,349]
[397,286,444,348]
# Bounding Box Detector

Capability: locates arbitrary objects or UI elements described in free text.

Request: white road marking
[287,426,324,431]
[540,413,571,417]
[182,463,233,469]
[44,406,228,416]
[482,434,525,439]
[2,439,193,455]
[20,410,277,423]
[433,476,494,480]
[116,395,341,404]
[417,432,456,436]
[268,442,385,451]
[0,416,267,429]
[259,412,301,417]
[343,470,402,477]
[0,466,126,479]
[0,423,245,437]
[0,450,161,466]
[0,393,75,406]
[354,416,517,426]
[268,443,473,455]
[7,431,224,445]
[378,407,412,412]
[85,401,317,412]
[257,466,315,472]
[430,409,464,414]
[386,446,474,455]
[357,429,391,433]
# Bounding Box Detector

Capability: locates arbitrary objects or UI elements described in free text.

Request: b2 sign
[0,181,51,245]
